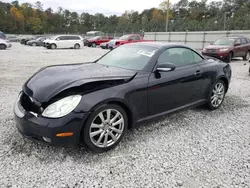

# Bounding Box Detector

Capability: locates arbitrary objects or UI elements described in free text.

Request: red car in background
[87,36,112,47]
[108,34,152,50]
[202,36,250,63]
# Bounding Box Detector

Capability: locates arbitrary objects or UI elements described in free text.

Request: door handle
[194,70,202,76]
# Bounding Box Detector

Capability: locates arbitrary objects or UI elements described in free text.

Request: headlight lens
[219,48,229,52]
[42,95,82,118]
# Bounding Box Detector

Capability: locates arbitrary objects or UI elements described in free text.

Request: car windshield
[213,38,235,45]
[36,37,43,41]
[96,45,158,71]
[119,35,129,40]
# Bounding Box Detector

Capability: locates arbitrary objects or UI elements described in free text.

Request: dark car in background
[27,37,47,46]
[14,42,231,153]
[21,35,44,45]
[202,36,250,63]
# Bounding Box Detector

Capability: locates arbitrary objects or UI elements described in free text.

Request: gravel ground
[0,43,250,188]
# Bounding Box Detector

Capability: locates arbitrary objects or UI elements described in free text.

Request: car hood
[23,62,137,103]
[205,45,232,49]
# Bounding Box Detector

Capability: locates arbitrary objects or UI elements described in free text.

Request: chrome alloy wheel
[89,109,124,148]
[211,82,225,108]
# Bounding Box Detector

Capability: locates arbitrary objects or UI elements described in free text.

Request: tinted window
[97,45,158,71]
[0,32,6,39]
[130,36,140,40]
[158,47,202,67]
[241,38,248,44]
[235,38,241,45]
[59,36,67,40]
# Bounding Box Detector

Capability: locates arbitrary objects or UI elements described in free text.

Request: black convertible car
[14,42,232,153]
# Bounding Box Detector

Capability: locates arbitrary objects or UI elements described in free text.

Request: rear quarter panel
[201,58,231,99]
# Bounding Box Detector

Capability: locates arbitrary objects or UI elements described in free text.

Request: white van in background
[44,35,83,49]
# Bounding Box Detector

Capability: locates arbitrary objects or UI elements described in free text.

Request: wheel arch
[0,43,7,49]
[88,98,134,130]
[216,76,229,93]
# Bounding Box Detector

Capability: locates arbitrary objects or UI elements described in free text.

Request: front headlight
[42,95,82,118]
[219,48,229,52]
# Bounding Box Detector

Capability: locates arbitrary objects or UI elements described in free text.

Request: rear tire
[92,43,97,47]
[0,44,7,50]
[243,51,250,61]
[206,80,226,110]
[32,43,37,47]
[74,43,80,49]
[81,104,128,153]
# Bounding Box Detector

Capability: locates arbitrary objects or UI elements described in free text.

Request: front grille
[206,49,217,53]
[20,92,42,114]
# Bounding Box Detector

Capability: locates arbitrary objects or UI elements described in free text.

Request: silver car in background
[0,39,12,50]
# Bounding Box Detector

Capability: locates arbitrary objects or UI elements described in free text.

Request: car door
[240,38,249,56]
[234,38,244,57]
[55,36,66,48]
[147,47,205,116]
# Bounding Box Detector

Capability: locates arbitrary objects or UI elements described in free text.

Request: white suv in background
[0,39,12,50]
[44,35,83,49]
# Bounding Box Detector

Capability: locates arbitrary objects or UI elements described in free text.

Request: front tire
[92,43,97,47]
[50,44,56,49]
[207,80,226,110]
[225,52,232,63]
[32,42,37,47]
[82,104,128,153]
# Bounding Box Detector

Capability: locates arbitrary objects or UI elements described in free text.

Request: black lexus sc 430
[14,42,232,153]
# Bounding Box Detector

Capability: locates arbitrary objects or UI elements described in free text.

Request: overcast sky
[3,0,218,16]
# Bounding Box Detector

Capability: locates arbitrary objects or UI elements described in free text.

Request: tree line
[0,0,250,35]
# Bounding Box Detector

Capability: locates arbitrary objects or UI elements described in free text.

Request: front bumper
[14,93,90,146]
[201,51,229,60]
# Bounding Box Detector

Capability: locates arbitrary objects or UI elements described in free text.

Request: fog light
[43,137,51,143]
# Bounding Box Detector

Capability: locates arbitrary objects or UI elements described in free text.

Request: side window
[241,38,248,44]
[235,38,241,45]
[130,36,140,40]
[59,36,67,40]
[158,47,200,67]
[193,51,203,63]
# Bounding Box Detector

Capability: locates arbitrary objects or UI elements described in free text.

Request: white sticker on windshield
[137,49,156,57]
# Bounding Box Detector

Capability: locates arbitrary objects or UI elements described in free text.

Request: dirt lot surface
[0,43,250,188]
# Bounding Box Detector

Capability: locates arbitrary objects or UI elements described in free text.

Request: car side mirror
[156,63,176,72]
[234,43,241,46]
[56,38,60,41]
